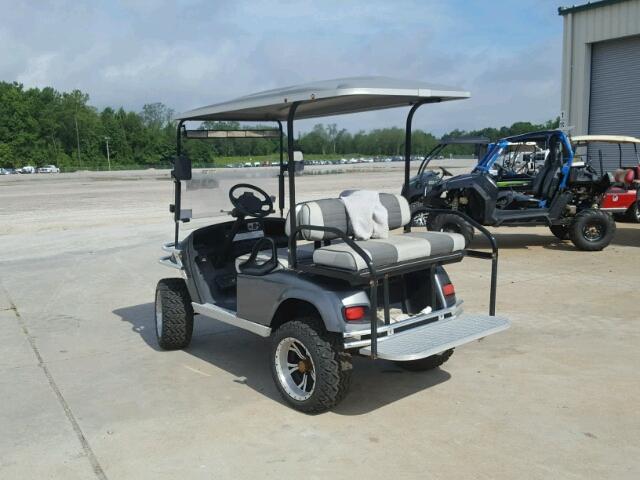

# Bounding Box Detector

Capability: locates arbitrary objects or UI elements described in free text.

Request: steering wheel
[229,183,274,218]
[493,162,515,179]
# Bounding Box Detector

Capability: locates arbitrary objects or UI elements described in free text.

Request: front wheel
[271,319,352,413]
[428,213,474,247]
[568,209,616,251]
[155,278,194,350]
[395,349,454,372]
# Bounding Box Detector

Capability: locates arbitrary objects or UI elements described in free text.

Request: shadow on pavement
[114,302,451,415]
[468,225,640,250]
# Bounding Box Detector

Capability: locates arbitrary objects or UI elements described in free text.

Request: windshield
[180,167,278,222]
[574,142,640,173]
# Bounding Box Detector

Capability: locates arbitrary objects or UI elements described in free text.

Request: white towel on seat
[339,190,389,240]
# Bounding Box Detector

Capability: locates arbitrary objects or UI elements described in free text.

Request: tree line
[0,81,558,170]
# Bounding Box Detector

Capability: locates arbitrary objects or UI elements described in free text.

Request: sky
[0,0,566,135]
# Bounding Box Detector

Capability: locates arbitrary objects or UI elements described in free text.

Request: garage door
[588,35,640,172]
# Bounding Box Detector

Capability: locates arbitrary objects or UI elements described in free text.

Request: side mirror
[172,155,192,181]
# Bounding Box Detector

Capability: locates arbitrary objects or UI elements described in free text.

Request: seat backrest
[285,198,351,240]
[285,192,411,240]
[531,155,555,197]
[624,169,635,185]
[378,193,411,229]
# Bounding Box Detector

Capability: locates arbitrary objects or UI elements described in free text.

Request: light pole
[104,136,111,171]
[74,114,82,167]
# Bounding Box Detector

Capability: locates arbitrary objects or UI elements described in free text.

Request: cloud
[0,0,562,134]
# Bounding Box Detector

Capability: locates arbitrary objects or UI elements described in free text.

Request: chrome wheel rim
[412,211,428,227]
[155,291,163,338]
[274,337,316,401]
[583,223,604,242]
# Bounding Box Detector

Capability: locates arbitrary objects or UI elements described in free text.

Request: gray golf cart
[156,77,510,413]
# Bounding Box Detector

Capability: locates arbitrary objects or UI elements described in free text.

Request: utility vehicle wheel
[155,278,194,350]
[627,202,640,223]
[429,213,474,247]
[395,349,454,372]
[549,225,570,240]
[569,209,616,251]
[271,319,352,413]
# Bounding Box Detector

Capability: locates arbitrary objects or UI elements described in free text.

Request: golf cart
[413,130,616,251]
[403,136,489,226]
[156,77,510,413]
[571,135,640,223]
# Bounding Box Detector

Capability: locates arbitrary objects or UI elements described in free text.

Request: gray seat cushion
[312,231,465,271]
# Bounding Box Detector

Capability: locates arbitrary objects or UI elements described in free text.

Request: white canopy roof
[175,76,470,122]
[571,135,640,144]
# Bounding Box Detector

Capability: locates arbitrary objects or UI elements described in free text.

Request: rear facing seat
[284,192,465,271]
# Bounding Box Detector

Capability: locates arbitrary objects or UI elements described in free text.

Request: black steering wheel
[229,183,274,218]
[492,162,509,179]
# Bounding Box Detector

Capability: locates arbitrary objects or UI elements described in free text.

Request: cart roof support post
[287,102,301,268]
[404,100,430,232]
[277,120,285,217]
[174,120,185,246]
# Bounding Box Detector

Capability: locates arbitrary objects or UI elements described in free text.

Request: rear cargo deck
[359,314,510,361]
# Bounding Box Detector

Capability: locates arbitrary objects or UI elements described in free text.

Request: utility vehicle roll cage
[171,77,498,358]
[475,130,575,188]
[416,136,490,177]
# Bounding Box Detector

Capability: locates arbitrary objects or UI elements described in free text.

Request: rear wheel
[271,319,352,413]
[549,224,570,240]
[626,202,640,223]
[155,278,194,350]
[395,349,454,372]
[429,213,474,247]
[569,209,616,251]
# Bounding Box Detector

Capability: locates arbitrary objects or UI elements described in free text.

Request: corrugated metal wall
[560,0,640,135]
[587,35,640,172]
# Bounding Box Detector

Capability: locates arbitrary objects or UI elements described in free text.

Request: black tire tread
[156,278,194,350]
[568,209,616,251]
[549,224,570,240]
[627,202,640,223]
[428,213,474,247]
[395,349,454,372]
[271,319,352,413]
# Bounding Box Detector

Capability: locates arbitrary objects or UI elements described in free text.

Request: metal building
[559,0,640,171]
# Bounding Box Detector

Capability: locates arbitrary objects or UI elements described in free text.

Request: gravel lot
[1,165,639,479]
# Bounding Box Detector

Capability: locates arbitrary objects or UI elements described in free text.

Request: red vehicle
[572,135,640,223]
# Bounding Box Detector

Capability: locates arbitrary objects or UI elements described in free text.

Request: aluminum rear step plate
[359,314,510,361]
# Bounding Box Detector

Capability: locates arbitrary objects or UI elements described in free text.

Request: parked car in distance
[19,166,36,174]
[36,165,60,174]
[0,167,15,175]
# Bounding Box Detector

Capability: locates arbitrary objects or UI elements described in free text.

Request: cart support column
[490,251,498,316]
[287,103,300,268]
[403,100,429,232]
[370,279,378,359]
[173,120,185,246]
[277,120,285,218]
